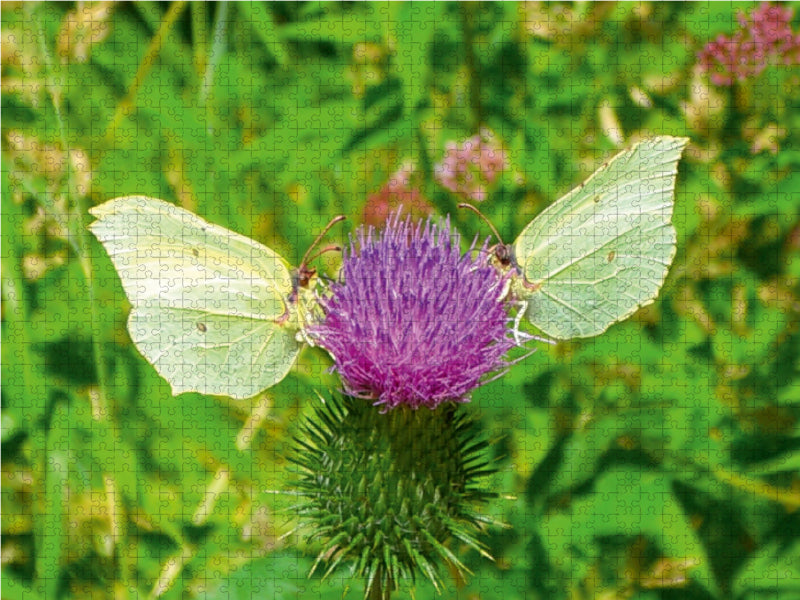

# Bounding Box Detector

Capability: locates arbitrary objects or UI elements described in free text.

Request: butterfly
[89,196,343,399]
[467,136,689,340]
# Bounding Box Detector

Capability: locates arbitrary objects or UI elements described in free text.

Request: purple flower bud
[308,211,515,410]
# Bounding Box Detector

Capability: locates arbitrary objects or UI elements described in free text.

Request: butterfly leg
[512,300,528,345]
[509,299,556,347]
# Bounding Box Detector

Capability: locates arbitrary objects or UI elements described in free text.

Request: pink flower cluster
[434,130,507,203]
[362,162,431,227]
[698,2,800,86]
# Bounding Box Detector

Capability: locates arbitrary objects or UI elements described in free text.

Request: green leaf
[391,3,439,120]
[746,450,800,476]
[238,2,289,66]
[543,467,718,595]
[1,574,43,600]
[733,541,800,599]
[278,6,383,44]
[38,400,69,598]
[198,553,358,599]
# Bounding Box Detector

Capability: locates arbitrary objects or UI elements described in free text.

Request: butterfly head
[283,263,323,331]
[287,244,341,311]
[284,216,347,334]
[492,242,514,269]
[292,214,347,297]
[293,263,317,293]
[456,203,517,272]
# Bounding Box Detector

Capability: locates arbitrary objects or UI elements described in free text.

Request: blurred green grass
[2,2,799,599]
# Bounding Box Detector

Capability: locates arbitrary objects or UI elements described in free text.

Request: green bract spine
[289,394,498,598]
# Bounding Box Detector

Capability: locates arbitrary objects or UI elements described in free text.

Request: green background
[2,2,799,598]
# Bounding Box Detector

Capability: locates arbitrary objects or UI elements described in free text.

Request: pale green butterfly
[468,136,689,340]
[89,196,343,399]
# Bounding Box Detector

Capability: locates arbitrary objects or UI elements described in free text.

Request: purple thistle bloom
[308,211,515,410]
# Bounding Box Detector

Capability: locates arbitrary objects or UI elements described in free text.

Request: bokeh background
[2,2,799,599]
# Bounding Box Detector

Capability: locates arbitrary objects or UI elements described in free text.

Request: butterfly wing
[89,195,301,399]
[513,136,688,339]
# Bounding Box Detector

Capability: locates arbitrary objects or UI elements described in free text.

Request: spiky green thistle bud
[289,394,498,598]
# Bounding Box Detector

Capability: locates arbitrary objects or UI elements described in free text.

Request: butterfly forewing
[513,136,689,339]
[89,196,293,318]
[128,306,300,398]
[89,195,302,399]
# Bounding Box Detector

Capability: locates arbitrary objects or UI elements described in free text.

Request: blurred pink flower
[698,3,800,86]
[434,130,508,202]
[362,161,431,227]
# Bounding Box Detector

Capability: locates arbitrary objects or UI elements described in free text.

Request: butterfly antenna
[457,203,505,246]
[300,215,346,268]
[306,244,342,264]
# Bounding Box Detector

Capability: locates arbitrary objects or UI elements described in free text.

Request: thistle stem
[368,572,391,600]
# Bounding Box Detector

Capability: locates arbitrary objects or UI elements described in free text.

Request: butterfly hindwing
[513,136,689,340]
[89,195,302,399]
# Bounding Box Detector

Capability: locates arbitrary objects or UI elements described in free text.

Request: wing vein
[535,226,644,282]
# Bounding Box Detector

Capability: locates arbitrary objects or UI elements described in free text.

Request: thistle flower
[434,129,508,202]
[697,2,800,86]
[308,211,514,410]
